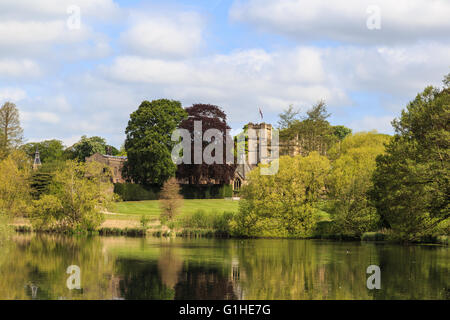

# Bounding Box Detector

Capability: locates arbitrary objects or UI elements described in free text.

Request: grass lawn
[109,199,240,221]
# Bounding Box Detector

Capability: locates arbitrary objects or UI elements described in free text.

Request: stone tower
[246,122,273,165]
[33,147,42,170]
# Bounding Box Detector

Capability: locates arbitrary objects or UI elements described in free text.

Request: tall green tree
[0,102,24,158]
[66,136,117,161]
[280,101,338,156]
[123,99,187,185]
[277,105,300,129]
[332,125,352,141]
[371,75,450,241]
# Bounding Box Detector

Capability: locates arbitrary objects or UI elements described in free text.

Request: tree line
[234,74,449,242]
[0,73,448,240]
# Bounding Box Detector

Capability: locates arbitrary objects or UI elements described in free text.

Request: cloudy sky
[1,0,449,147]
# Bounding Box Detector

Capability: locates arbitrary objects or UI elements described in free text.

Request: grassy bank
[12,199,448,244]
[110,199,239,219]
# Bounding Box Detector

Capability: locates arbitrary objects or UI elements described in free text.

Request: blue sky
[0,0,449,147]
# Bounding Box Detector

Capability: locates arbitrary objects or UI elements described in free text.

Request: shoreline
[13,225,449,245]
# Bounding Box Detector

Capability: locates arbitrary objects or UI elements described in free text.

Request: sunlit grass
[108,199,240,221]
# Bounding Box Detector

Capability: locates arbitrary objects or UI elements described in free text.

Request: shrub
[177,210,234,234]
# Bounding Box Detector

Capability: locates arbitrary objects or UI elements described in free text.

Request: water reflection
[0,235,448,300]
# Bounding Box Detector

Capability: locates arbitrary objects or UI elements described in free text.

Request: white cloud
[120,12,204,58]
[350,115,394,133]
[230,0,450,44]
[0,87,27,102]
[60,135,82,147]
[0,0,120,21]
[0,59,41,78]
[321,42,450,102]
[102,47,345,120]
[101,41,450,122]
[21,111,60,124]
[0,1,114,61]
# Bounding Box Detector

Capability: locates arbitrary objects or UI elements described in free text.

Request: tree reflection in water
[0,235,447,300]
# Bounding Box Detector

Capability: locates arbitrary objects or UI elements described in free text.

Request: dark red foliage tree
[176,104,236,185]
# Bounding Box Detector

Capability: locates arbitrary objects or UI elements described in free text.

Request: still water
[0,234,448,300]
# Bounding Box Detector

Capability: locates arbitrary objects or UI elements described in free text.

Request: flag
[259,107,263,120]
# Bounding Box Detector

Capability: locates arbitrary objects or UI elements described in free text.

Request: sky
[0,0,449,148]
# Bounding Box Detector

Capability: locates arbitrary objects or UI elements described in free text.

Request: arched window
[233,178,241,191]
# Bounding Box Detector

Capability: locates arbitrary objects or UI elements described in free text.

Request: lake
[0,234,448,300]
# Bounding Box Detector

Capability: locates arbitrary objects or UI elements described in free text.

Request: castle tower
[33,147,42,170]
[247,122,273,165]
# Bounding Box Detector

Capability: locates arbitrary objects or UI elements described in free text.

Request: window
[233,179,241,191]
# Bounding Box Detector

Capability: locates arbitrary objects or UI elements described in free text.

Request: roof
[102,154,127,160]
[86,153,127,161]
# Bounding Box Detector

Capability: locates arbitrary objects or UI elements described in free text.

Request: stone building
[85,153,127,183]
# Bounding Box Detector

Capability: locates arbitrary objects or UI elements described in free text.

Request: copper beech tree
[176,104,236,185]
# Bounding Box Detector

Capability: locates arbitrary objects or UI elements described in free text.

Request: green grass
[110,199,240,220]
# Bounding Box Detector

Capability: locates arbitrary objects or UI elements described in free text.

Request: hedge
[180,184,233,199]
[114,183,233,201]
[113,183,159,201]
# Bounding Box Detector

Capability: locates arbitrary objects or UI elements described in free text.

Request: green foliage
[114,183,159,201]
[279,101,338,156]
[0,150,32,217]
[232,152,330,238]
[114,183,233,201]
[180,184,233,199]
[21,140,66,163]
[277,105,300,129]
[371,77,450,241]
[29,160,68,199]
[66,136,110,162]
[326,132,391,236]
[178,210,235,234]
[123,99,187,185]
[332,125,352,141]
[30,160,115,232]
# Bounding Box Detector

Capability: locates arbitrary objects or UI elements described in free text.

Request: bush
[177,210,235,234]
